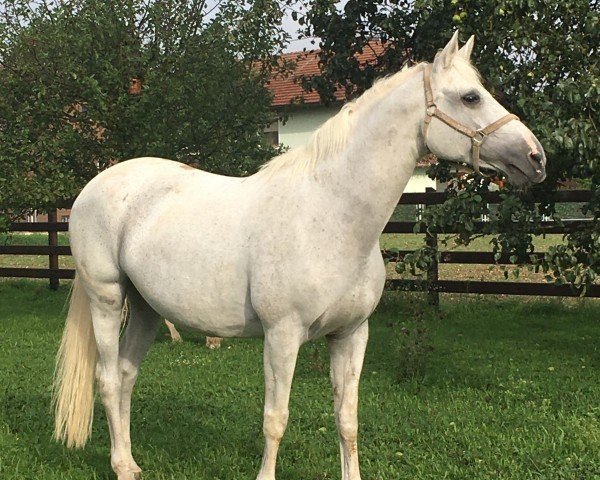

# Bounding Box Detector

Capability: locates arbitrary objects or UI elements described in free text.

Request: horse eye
[462,93,480,105]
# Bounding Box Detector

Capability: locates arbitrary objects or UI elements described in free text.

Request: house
[265,45,437,193]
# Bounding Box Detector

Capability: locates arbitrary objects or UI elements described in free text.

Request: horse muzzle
[485,131,547,186]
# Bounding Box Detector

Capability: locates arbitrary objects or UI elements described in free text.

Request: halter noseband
[422,64,519,175]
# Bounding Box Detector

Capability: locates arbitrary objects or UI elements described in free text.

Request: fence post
[48,209,59,290]
[425,187,439,307]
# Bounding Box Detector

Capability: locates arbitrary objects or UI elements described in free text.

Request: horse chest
[308,306,370,340]
[306,252,386,339]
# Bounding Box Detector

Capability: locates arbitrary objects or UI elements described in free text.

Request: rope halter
[422,64,519,175]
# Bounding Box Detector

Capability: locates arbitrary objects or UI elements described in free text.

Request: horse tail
[52,274,97,449]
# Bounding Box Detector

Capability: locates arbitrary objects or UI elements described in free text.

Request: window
[26,210,38,223]
[263,120,279,147]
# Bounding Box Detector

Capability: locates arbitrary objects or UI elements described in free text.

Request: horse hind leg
[164,320,182,342]
[118,286,161,477]
[84,278,137,480]
[205,336,222,349]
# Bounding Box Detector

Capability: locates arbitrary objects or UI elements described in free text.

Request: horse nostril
[529,151,544,165]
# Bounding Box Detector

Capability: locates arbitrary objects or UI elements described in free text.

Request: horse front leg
[256,323,303,480]
[327,321,369,480]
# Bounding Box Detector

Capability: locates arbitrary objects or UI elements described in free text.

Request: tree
[301,0,599,290]
[0,0,289,226]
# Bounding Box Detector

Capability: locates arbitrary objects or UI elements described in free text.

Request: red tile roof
[267,43,437,169]
[268,42,386,107]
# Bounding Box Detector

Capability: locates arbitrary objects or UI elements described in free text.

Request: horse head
[423,31,546,187]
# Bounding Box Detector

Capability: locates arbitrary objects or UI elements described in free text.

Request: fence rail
[2,190,597,298]
[383,219,593,234]
[386,279,600,297]
[0,267,75,279]
[8,222,69,232]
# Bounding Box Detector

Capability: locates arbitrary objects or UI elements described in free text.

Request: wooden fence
[1,190,598,298]
[383,188,598,301]
[0,211,72,290]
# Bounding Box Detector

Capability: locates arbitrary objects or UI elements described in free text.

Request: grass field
[0,280,598,479]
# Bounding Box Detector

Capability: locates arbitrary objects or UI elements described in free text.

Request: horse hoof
[117,473,137,480]
[116,466,142,480]
[206,336,222,349]
[130,462,142,477]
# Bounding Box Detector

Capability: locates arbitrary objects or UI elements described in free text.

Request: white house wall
[405,167,435,192]
[278,106,337,150]
[278,107,436,193]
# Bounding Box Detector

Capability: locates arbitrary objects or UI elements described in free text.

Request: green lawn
[0,280,598,479]
[380,233,565,252]
[0,233,70,247]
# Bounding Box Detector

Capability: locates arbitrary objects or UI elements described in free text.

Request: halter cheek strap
[422,64,519,175]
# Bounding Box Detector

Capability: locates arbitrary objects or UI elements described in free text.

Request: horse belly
[115,169,263,338]
[123,245,263,337]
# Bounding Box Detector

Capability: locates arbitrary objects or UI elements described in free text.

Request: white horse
[52,33,546,480]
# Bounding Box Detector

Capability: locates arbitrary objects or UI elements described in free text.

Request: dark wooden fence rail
[0,220,74,287]
[384,188,599,299]
[1,190,598,297]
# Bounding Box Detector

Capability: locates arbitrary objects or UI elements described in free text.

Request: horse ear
[458,35,475,61]
[433,30,460,71]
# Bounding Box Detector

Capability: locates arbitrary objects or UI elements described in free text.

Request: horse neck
[314,72,427,251]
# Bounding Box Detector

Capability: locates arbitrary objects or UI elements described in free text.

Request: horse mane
[257,57,482,179]
[258,62,428,178]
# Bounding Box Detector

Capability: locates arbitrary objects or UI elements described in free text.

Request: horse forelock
[448,56,482,86]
